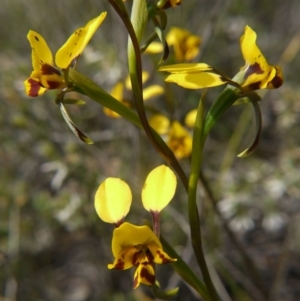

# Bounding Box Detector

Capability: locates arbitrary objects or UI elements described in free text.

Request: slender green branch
[107,0,188,191]
[188,92,220,301]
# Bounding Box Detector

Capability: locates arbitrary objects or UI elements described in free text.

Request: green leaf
[204,88,240,139]
[59,102,93,144]
[152,13,169,63]
[237,95,262,157]
[131,0,148,44]
[69,69,141,126]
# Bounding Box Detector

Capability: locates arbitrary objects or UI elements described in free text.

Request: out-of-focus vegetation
[1,0,300,300]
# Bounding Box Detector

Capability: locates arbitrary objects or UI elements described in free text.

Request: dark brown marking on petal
[247,82,261,91]
[244,62,264,79]
[114,259,125,270]
[146,250,154,263]
[69,52,72,58]
[269,74,283,89]
[41,63,62,76]
[140,263,155,285]
[35,36,39,42]
[132,250,142,265]
[156,249,176,263]
[156,249,168,263]
[27,78,43,97]
[47,81,63,89]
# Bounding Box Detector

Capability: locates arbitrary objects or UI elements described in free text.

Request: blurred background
[1,0,300,300]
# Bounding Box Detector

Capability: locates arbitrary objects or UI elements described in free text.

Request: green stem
[107,0,188,190]
[188,92,220,301]
[203,87,239,141]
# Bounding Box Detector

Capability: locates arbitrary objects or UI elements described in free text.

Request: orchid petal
[94,178,132,224]
[56,12,107,69]
[142,165,177,212]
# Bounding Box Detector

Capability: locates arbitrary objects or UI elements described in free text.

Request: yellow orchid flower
[167,27,201,62]
[94,177,132,225]
[238,26,283,91]
[142,165,177,213]
[159,25,283,92]
[146,27,200,62]
[24,12,107,97]
[150,115,193,159]
[108,222,176,289]
[167,121,193,159]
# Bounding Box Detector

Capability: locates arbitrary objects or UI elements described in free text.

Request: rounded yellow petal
[111,222,162,257]
[94,177,132,224]
[56,12,107,69]
[27,30,54,72]
[149,114,170,135]
[142,165,177,212]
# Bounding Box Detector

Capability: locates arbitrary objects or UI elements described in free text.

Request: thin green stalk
[203,87,239,140]
[107,0,188,190]
[189,92,220,301]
